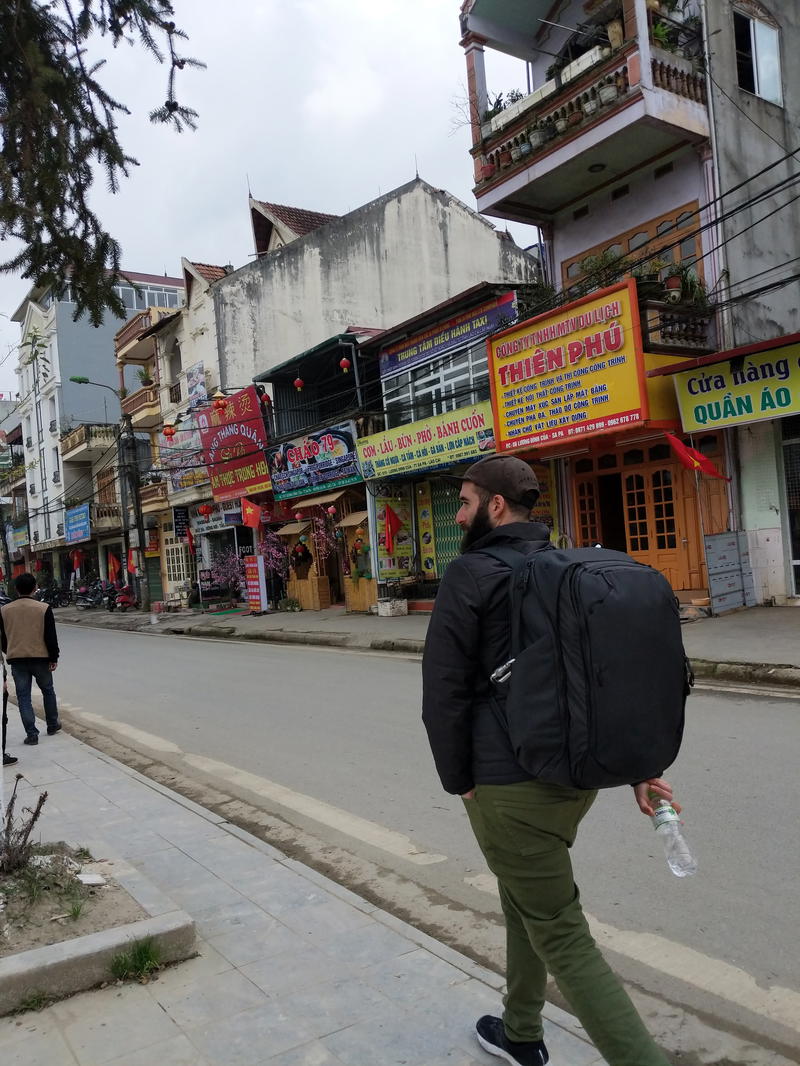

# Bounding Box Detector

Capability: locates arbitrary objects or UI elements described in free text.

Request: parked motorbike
[75,581,105,610]
[38,585,72,608]
[107,582,137,612]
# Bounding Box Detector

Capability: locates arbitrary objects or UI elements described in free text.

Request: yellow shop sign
[674,341,800,431]
[357,401,495,479]
[488,280,648,451]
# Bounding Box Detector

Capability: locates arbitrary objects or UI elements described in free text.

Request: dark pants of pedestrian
[463,780,669,1066]
[10,659,59,739]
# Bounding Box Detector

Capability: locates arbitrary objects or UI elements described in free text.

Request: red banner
[197,386,272,502]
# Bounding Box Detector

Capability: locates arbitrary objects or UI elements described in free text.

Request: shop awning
[290,489,346,511]
[276,520,311,536]
[337,510,368,528]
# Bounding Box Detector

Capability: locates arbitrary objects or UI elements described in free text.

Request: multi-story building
[10,272,184,583]
[459,0,800,605]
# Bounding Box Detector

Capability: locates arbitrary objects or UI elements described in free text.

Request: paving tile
[271,898,373,942]
[151,968,267,1030]
[104,1033,213,1065]
[231,863,317,912]
[133,848,212,889]
[175,834,273,881]
[261,1039,348,1065]
[208,914,305,967]
[0,1015,79,1066]
[186,1003,321,1066]
[241,944,352,998]
[360,948,471,1008]
[322,1013,460,1066]
[50,983,180,1065]
[275,976,394,1030]
[193,897,269,939]
[146,940,233,995]
[315,919,417,970]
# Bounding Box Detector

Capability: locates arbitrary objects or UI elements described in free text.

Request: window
[383,339,490,429]
[97,468,117,505]
[734,9,782,106]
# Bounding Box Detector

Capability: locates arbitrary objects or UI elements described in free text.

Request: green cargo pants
[463,781,669,1066]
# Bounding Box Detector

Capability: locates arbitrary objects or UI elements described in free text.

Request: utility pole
[68,376,150,611]
[121,412,150,612]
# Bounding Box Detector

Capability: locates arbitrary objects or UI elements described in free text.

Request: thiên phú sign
[488,281,647,451]
[196,385,272,502]
[673,340,800,431]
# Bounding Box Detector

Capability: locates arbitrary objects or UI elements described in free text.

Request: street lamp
[68,376,150,611]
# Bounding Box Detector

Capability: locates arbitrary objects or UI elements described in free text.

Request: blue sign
[379,293,517,380]
[65,504,91,544]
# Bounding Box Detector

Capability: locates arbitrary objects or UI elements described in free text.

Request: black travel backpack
[483,544,693,790]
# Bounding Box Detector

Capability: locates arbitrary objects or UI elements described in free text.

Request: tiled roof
[189,262,227,283]
[254,201,339,236]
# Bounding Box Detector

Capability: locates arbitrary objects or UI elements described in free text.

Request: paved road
[35,624,800,1052]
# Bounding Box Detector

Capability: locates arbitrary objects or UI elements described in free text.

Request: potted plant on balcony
[664,264,709,306]
[582,93,599,117]
[479,160,497,181]
[137,366,154,387]
[567,105,583,128]
[598,76,619,105]
[498,145,513,167]
[580,249,631,290]
[554,111,569,134]
[510,141,523,163]
[528,122,547,149]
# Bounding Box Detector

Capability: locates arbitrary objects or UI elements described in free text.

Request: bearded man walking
[422,454,676,1066]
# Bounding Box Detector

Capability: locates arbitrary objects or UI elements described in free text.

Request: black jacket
[422,521,551,795]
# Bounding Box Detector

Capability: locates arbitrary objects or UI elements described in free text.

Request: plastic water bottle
[651,798,697,877]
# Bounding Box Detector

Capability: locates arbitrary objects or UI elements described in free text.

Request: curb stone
[692,658,800,690]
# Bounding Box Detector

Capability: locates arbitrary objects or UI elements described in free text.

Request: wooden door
[622,464,692,588]
[574,476,600,546]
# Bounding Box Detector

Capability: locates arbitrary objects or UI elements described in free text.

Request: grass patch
[73,846,93,863]
[13,991,51,1014]
[110,938,161,981]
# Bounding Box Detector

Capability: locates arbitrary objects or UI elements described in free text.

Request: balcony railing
[139,482,168,508]
[168,381,181,405]
[92,503,122,529]
[0,462,27,487]
[114,310,153,353]
[640,299,716,354]
[60,423,118,456]
[476,43,707,188]
[121,386,159,418]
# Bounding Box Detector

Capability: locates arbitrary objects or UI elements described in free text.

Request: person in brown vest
[0,573,61,745]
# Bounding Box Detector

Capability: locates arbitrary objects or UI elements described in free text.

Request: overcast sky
[0,0,532,394]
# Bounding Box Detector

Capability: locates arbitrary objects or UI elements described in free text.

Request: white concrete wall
[551,150,705,274]
[213,180,539,386]
[737,421,787,604]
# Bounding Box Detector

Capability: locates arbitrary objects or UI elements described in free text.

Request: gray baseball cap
[453,454,540,507]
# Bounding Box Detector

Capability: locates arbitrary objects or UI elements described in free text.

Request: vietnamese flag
[127,549,136,574]
[666,434,730,481]
[241,497,262,529]
[108,553,120,582]
[384,504,403,555]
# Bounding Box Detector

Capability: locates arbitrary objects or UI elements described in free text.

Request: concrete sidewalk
[57,601,800,687]
[1,732,603,1066]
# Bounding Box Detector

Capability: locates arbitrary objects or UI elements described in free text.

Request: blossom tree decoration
[210,548,243,596]
[258,529,290,580]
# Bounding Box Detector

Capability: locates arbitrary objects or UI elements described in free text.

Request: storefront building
[356,286,558,607]
[487,280,730,598]
[266,421,368,612]
[652,332,800,605]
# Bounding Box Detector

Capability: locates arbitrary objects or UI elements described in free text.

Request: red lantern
[163,424,176,440]
[213,396,227,412]
[339,357,351,374]
[293,377,304,392]
[326,505,336,516]
[294,511,303,521]
[198,504,213,518]
[260,393,272,406]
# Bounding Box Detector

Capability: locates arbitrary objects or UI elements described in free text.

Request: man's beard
[460,501,494,552]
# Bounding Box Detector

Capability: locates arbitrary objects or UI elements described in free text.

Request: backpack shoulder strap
[479,544,547,656]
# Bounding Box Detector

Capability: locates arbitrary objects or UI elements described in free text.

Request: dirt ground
[0,847,146,958]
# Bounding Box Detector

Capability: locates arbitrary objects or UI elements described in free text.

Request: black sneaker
[23,735,38,746]
[47,724,62,736]
[3,752,18,765]
[476,1016,549,1066]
